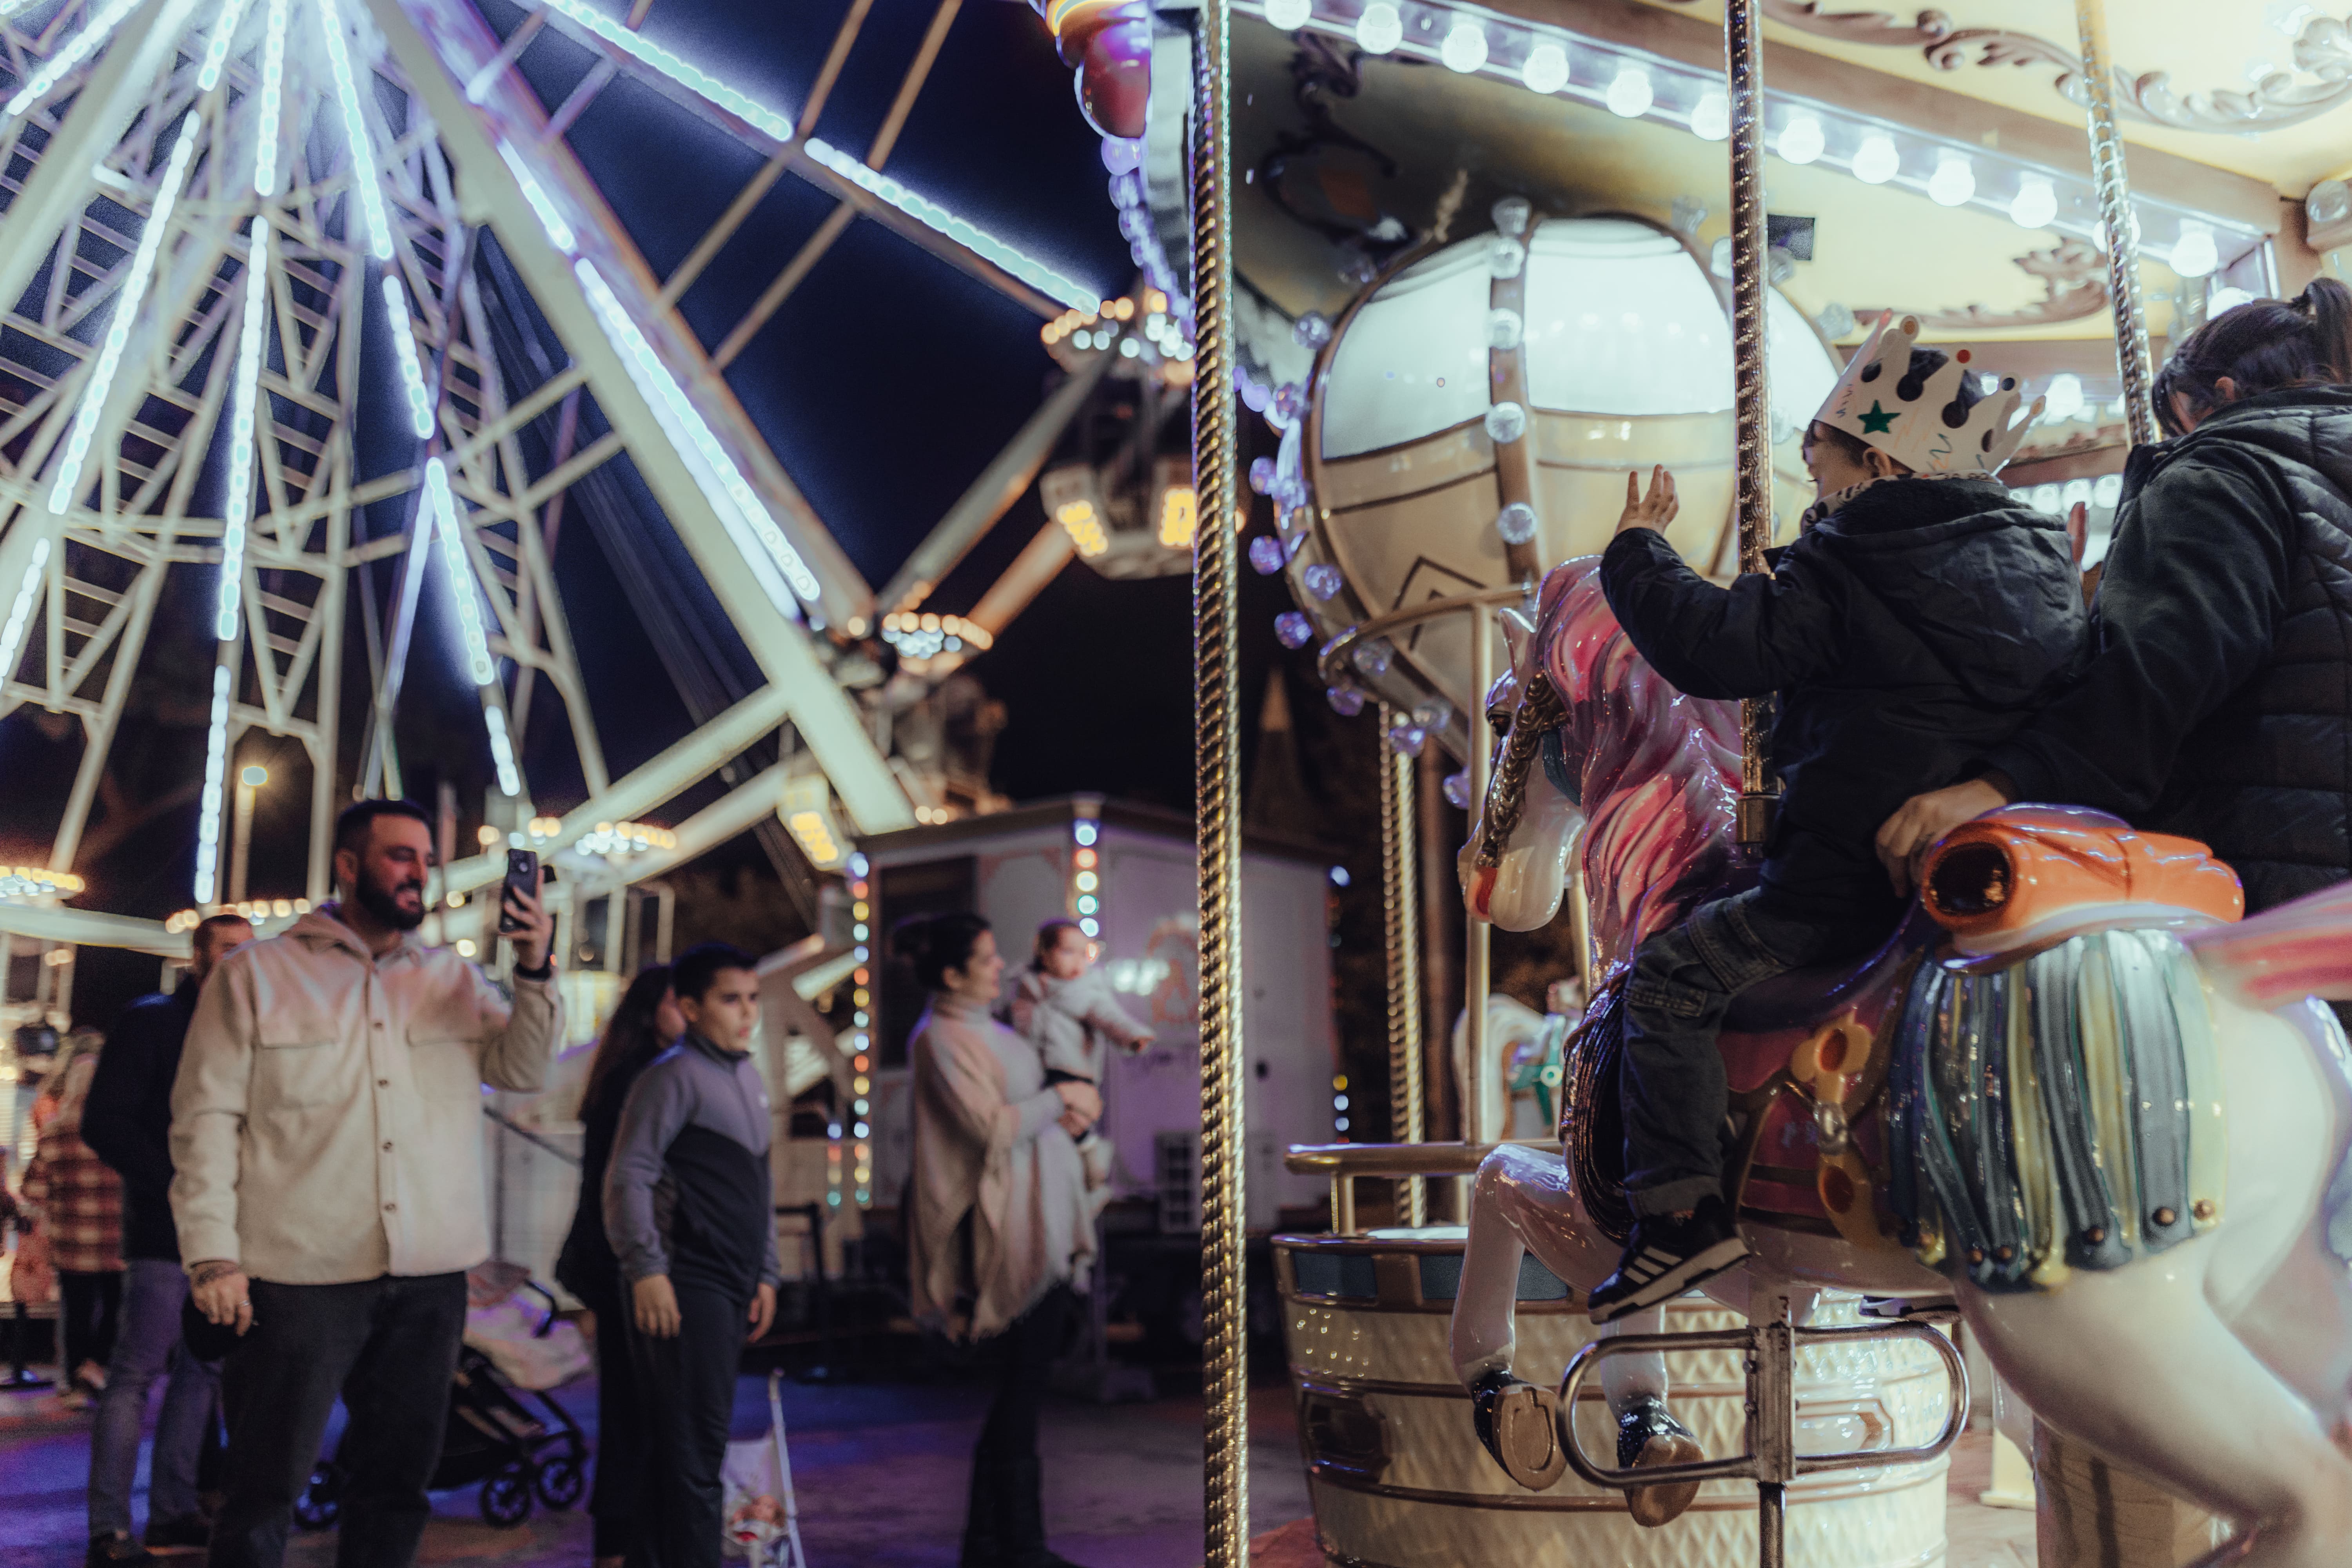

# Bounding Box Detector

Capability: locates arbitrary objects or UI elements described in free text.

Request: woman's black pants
[961,1287,1073,1567]
[580,1281,650,1563]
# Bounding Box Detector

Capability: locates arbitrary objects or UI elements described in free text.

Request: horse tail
[2183,880,2352,1010]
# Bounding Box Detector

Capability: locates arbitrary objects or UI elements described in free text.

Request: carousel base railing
[1556,1287,1970,1568]
[1285,1139,1552,1234]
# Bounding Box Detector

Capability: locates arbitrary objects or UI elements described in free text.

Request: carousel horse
[1446,557,2352,1565]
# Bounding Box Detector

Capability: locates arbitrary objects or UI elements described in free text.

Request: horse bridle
[1469,667,1568,871]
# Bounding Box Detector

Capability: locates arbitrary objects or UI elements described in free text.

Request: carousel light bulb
[1440,22,1488,73]
[1689,88,1729,142]
[2093,473,2123,508]
[2209,285,2256,314]
[1605,65,1653,119]
[2009,173,2059,230]
[2062,477,2095,512]
[1776,113,1824,166]
[1263,0,1311,29]
[2043,372,2085,423]
[1851,132,1899,184]
[1521,42,1568,95]
[2172,221,2219,279]
[1928,149,1976,208]
[1356,2,1401,54]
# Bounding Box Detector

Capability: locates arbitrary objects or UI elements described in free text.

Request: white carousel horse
[1445,557,2352,1566]
[1454,991,1579,1145]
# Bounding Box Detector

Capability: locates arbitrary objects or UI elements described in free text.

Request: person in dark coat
[1877,281,2352,947]
[80,913,251,1566]
[555,965,682,1568]
[1580,320,2087,1322]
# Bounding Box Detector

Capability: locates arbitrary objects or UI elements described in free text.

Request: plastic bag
[720,1434,787,1560]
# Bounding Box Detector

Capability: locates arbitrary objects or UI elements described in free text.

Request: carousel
[1024,0,2352,1565]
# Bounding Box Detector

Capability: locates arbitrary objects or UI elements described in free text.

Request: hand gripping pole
[1555,1298,1969,1568]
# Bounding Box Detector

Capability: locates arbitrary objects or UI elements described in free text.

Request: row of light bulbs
[1,866,87,898]
[164,897,312,934]
[1252,0,2238,274]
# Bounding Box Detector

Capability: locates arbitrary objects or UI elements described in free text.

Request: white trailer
[859,796,1339,1229]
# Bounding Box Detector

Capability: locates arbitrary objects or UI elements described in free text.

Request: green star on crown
[1857,400,1898,434]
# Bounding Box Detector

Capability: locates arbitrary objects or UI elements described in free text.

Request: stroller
[293,1272,589,1530]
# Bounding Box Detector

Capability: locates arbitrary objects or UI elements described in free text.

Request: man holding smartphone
[171,799,562,1568]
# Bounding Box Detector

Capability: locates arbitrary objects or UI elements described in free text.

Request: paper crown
[1814,312,2042,476]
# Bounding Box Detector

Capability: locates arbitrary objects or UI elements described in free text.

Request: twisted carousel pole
[1188,0,1248,1561]
[1725,0,1776,851]
[2076,0,2158,445]
[1722,7,1798,1565]
[1379,707,1426,1226]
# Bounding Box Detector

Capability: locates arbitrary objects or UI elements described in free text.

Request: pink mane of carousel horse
[1448,556,2352,1565]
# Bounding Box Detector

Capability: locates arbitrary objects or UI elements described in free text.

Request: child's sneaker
[1586,1196,1747,1323]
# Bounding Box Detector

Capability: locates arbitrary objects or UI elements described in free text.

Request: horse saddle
[1561,807,2241,1292]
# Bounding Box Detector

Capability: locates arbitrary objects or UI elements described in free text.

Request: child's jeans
[1621,887,1889,1217]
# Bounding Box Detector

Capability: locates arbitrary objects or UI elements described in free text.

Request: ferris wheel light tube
[253,0,292,194]
[47,113,202,516]
[317,0,396,260]
[217,217,274,642]
[575,258,826,617]
[6,0,144,118]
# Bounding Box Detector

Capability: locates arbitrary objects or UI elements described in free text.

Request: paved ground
[1,1365,2036,1567]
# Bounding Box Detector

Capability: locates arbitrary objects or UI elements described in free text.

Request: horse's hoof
[1470,1370,1568,1491]
[1619,1393,1704,1528]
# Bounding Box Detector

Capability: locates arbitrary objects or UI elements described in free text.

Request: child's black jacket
[1599,475,2088,925]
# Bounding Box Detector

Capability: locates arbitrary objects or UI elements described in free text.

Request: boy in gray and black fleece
[604,942,781,1568]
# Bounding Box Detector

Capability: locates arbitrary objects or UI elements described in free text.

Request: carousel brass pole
[1725,0,1775,851]
[1188,0,1247,1561]
[1378,707,1426,1226]
[2076,0,2158,446]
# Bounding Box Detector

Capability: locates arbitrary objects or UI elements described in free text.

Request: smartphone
[497,848,539,933]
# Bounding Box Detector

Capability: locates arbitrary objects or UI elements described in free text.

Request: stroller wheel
[536,1457,586,1514]
[479,1463,534,1528]
[292,1464,342,1530]
[534,1454,585,1510]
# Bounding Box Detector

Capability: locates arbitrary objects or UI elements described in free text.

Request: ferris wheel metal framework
[0,0,1105,981]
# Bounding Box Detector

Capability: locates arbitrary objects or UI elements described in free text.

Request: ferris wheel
[0,0,1139,1011]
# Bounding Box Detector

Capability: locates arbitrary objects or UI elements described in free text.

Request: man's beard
[354,866,426,931]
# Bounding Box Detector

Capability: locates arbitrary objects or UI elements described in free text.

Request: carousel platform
[0,1356,2036,1567]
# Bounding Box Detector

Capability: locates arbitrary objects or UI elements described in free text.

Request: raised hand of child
[1615,466,1679,536]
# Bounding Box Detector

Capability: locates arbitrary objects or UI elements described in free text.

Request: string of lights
[802,136,1105,315]
[5,0,144,119]
[0,539,53,686]
[534,0,794,142]
[195,0,260,92]
[215,217,271,642]
[381,275,437,439]
[192,665,234,902]
[317,0,395,261]
[573,256,827,617]
[252,0,291,196]
[47,111,203,517]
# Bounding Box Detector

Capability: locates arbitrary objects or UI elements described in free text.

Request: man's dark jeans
[626,1282,750,1568]
[207,1272,466,1568]
[1621,887,1888,1216]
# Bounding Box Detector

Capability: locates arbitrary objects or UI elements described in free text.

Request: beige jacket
[170,906,562,1284]
[907,995,1093,1339]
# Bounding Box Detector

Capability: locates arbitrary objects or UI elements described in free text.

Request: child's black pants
[627,1281,748,1568]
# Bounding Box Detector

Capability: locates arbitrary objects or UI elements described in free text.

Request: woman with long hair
[1878,279,2352,931]
[900,912,1100,1568]
[557,965,684,1568]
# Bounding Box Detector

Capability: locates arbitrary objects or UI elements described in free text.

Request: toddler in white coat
[1010,920,1154,1205]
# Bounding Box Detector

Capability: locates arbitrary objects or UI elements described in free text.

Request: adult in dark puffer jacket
[1878,280,2352,924]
